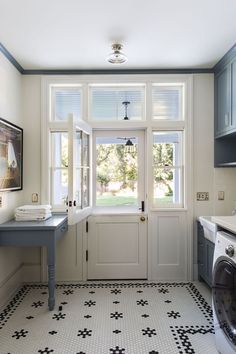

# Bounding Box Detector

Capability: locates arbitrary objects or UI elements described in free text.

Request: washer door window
[213,258,236,345]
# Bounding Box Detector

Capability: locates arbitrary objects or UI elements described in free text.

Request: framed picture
[0,118,23,191]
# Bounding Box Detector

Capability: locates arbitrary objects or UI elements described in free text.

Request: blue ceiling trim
[213,43,236,73]
[0,42,24,73]
[22,68,213,75]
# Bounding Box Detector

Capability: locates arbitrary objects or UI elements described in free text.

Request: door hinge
[86,250,88,262]
[86,220,88,232]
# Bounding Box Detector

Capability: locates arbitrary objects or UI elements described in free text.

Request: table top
[0,214,67,231]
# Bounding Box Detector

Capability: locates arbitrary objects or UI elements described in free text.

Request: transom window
[152,84,184,120]
[50,86,82,121]
[89,84,145,121]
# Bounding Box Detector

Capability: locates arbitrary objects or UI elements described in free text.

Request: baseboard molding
[22,264,41,282]
[0,264,23,309]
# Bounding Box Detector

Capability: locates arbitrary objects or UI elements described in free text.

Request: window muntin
[152,131,183,207]
[90,85,145,121]
[51,86,82,121]
[152,84,184,120]
[95,136,139,207]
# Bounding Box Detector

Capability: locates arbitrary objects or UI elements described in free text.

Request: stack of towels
[15,205,52,221]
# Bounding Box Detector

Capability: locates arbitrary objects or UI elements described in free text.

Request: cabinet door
[231,58,236,130]
[205,239,215,287]
[215,66,230,136]
[197,222,205,280]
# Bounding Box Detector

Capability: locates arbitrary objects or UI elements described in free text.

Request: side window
[152,131,184,207]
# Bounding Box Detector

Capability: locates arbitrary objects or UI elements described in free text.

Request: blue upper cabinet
[231,57,236,130]
[215,56,236,138]
[215,65,231,137]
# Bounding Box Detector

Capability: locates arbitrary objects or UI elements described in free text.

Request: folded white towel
[15,211,52,218]
[15,213,52,221]
[15,205,52,213]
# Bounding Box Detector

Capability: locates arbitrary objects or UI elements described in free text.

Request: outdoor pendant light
[122,101,130,120]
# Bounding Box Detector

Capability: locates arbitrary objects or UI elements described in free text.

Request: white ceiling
[0,0,236,70]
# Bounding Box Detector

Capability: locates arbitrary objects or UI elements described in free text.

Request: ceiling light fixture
[107,43,127,64]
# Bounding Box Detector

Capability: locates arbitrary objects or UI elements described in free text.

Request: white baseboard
[22,264,41,282]
[0,264,23,309]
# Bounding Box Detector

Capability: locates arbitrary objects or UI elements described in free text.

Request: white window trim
[41,74,193,212]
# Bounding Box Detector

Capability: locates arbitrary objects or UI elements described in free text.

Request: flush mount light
[106,43,127,64]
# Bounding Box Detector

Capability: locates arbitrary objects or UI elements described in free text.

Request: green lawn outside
[96,195,173,206]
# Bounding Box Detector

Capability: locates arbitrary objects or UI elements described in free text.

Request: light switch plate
[32,193,39,203]
[218,191,225,200]
[197,192,209,201]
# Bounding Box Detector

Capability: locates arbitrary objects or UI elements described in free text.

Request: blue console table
[0,214,68,310]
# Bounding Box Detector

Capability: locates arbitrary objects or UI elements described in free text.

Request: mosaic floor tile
[0,281,218,354]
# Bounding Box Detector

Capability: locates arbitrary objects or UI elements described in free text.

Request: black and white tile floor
[0,281,218,354]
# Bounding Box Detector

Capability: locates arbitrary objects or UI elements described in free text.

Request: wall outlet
[218,191,225,200]
[197,192,209,201]
[0,196,2,208]
[32,193,39,203]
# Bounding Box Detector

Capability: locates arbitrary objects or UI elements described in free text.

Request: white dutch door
[88,130,147,279]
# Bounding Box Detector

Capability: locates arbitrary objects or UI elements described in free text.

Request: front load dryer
[212,231,236,354]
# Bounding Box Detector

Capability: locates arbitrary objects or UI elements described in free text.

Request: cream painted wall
[21,75,42,281]
[20,73,236,282]
[0,53,23,300]
[193,74,236,277]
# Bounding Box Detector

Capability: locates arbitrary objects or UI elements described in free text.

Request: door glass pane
[75,168,82,208]
[82,132,89,166]
[83,168,89,207]
[96,136,138,206]
[75,131,82,167]
[51,132,68,205]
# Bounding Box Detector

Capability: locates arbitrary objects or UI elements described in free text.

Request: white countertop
[212,215,236,233]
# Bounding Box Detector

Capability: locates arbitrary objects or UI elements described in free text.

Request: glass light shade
[106,44,127,64]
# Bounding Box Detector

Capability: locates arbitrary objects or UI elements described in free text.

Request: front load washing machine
[212,231,236,354]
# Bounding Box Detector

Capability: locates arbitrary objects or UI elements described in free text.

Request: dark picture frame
[0,118,23,191]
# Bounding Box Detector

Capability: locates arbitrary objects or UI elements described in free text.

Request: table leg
[48,265,55,310]
[47,243,56,311]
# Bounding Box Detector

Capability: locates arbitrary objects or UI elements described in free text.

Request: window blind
[90,86,144,121]
[152,85,183,120]
[52,88,81,121]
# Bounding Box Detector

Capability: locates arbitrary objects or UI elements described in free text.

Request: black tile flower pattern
[110,311,123,320]
[12,329,28,339]
[142,327,157,337]
[77,328,92,338]
[0,282,215,354]
[84,300,96,307]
